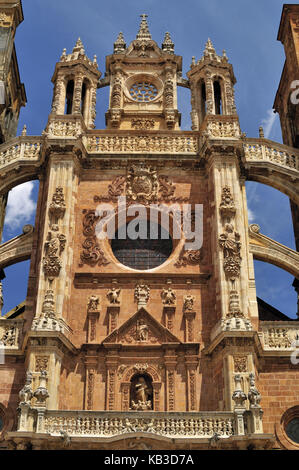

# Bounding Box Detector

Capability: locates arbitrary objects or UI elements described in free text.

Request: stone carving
[114,32,126,54]
[136,319,149,342]
[133,363,149,373]
[175,248,201,267]
[267,328,292,349]
[168,371,175,410]
[0,140,41,170]
[207,120,240,139]
[35,356,49,372]
[19,371,33,405]
[42,225,66,278]
[127,164,158,202]
[232,374,247,408]
[49,187,66,220]
[161,32,174,54]
[34,370,49,405]
[131,118,155,130]
[248,373,261,408]
[228,288,243,318]
[233,356,247,373]
[94,176,126,203]
[43,412,234,438]
[107,287,121,304]
[189,370,196,411]
[80,210,110,267]
[219,186,236,219]
[158,175,176,200]
[161,287,176,305]
[47,120,81,138]
[87,295,100,312]
[134,283,150,308]
[87,369,95,411]
[244,141,298,172]
[131,377,152,411]
[183,294,195,312]
[86,134,198,154]
[108,370,116,411]
[219,223,241,278]
[0,325,16,346]
[32,290,63,332]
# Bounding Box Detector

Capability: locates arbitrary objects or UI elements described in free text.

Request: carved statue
[134,283,150,307]
[87,295,100,312]
[136,319,149,342]
[248,373,261,407]
[49,187,66,220]
[183,294,195,312]
[219,223,241,278]
[131,376,152,411]
[19,371,33,405]
[44,225,66,257]
[161,287,176,305]
[107,287,121,304]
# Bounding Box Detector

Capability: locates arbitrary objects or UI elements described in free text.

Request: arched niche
[120,365,162,411]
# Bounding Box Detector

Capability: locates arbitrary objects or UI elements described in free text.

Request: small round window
[111,221,172,270]
[129,82,158,102]
[286,418,299,444]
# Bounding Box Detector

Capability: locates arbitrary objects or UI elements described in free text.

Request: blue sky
[1,0,298,318]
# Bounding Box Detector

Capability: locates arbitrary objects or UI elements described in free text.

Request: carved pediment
[125,40,162,59]
[102,307,181,346]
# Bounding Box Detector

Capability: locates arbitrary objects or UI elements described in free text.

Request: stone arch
[121,364,162,412]
[246,170,299,206]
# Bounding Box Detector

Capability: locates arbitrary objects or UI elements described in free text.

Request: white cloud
[4,182,36,232]
[261,109,277,139]
[247,208,255,223]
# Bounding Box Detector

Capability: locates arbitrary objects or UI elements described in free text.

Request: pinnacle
[73,37,85,54]
[162,31,174,53]
[136,13,152,40]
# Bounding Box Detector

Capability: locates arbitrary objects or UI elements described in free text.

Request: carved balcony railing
[0,318,24,350]
[200,115,241,140]
[84,132,199,155]
[259,322,299,351]
[243,139,299,173]
[40,410,235,439]
[0,136,42,172]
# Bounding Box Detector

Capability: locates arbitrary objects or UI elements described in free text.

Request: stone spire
[162,31,174,54]
[72,37,85,55]
[136,14,152,40]
[114,31,126,54]
[204,38,217,59]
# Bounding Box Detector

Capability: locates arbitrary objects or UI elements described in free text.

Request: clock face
[286,418,299,444]
[129,81,158,102]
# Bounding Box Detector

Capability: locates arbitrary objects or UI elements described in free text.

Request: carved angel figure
[19,371,33,404]
[183,294,195,312]
[87,295,100,312]
[45,225,66,256]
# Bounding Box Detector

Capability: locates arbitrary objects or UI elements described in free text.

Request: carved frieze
[233,356,247,373]
[131,118,155,130]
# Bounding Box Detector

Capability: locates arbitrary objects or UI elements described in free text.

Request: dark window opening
[65,80,74,115]
[201,82,206,120]
[213,80,222,115]
[81,80,87,116]
[111,221,173,270]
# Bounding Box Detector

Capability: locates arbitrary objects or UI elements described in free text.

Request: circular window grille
[129,82,158,102]
[111,221,172,270]
[286,418,299,444]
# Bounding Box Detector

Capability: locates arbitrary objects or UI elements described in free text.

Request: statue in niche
[136,319,149,342]
[130,375,153,411]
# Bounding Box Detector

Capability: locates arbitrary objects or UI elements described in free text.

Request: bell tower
[101,14,181,130]
[50,38,101,130]
[187,39,237,130]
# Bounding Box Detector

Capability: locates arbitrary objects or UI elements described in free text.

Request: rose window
[129,82,158,102]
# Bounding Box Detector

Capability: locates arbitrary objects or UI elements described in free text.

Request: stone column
[105,349,119,410]
[84,355,97,410]
[185,352,198,411]
[72,75,84,114]
[164,348,177,411]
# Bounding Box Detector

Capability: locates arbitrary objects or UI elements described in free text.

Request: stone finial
[162,32,174,54]
[134,282,150,309]
[204,38,216,57]
[73,37,85,54]
[222,49,228,61]
[60,48,67,61]
[259,126,264,138]
[21,124,27,136]
[136,14,152,40]
[191,56,196,67]
[93,54,98,66]
[114,32,126,54]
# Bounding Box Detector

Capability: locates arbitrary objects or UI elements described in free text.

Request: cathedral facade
[0,2,298,450]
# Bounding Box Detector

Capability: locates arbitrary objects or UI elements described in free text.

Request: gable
[102,307,181,346]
